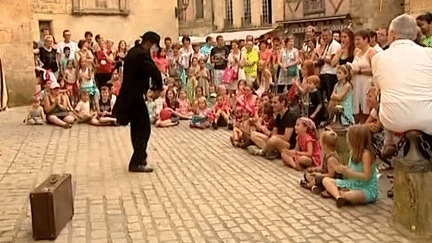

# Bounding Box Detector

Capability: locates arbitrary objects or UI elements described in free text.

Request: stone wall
[405,0,432,15]
[0,0,36,107]
[350,0,405,29]
[30,0,179,48]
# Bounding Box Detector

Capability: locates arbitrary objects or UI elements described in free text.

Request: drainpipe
[210,0,215,31]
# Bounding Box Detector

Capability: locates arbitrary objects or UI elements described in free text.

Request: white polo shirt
[320,39,341,75]
[372,39,432,134]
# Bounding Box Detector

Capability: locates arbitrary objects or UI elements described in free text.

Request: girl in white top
[278,37,300,93]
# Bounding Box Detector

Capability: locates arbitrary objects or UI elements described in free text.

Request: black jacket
[113,45,163,125]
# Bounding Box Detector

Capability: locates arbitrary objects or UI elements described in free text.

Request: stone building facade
[0,0,36,107]
[179,0,404,44]
[31,0,179,51]
[405,0,432,15]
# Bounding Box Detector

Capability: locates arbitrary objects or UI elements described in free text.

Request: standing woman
[351,30,377,124]
[416,12,432,47]
[226,40,245,93]
[277,37,300,94]
[331,29,355,67]
[96,39,115,89]
[168,43,187,87]
[114,40,128,76]
[180,36,194,70]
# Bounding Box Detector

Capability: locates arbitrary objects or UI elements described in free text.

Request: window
[225,0,233,27]
[242,0,251,26]
[38,20,53,40]
[72,0,129,15]
[261,0,272,25]
[303,0,325,16]
[196,0,204,19]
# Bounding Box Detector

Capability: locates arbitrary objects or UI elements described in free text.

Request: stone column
[0,0,36,107]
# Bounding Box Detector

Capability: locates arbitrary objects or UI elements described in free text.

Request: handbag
[287,66,298,77]
[191,115,207,124]
[222,66,238,84]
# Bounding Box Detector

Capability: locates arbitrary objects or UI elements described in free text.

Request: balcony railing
[241,16,252,27]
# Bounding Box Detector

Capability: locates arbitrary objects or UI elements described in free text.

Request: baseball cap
[50,82,60,89]
[140,31,160,48]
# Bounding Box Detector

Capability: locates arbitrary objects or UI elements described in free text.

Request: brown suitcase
[30,174,74,240]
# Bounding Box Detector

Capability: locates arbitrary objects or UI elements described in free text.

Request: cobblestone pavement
[0,107,415,243]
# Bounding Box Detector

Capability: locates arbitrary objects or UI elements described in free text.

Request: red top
[97,49,113,74]
[212,101,230,114]
[296,133,322,167]
[152,54,168,73]
[259,49,272,66]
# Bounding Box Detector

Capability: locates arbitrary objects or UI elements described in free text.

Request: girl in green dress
[323,125,378,208]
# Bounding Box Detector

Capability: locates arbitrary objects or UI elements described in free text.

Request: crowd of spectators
[28,12,432,208]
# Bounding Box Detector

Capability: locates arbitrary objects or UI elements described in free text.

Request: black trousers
[320,74,338,101]
[129,97,151,168]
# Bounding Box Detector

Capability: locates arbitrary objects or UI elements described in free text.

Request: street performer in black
[113,31,163,173]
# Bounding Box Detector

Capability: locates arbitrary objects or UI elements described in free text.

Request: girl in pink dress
[281,117,322,170]
[176,89,194,119]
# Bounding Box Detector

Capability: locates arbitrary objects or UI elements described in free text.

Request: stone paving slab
[0,107,415,242]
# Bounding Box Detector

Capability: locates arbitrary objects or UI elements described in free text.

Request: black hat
[140,31,160,48]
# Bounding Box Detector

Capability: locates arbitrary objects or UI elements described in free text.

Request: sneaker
[247,145,264,156]
[212,122,218,130]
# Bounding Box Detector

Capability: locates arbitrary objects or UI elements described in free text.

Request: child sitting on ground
[253,102,274,138]
[25,97,45,125]
[192,86,204,112]
[154,88,166,122]
[322,125,378,208]
[281,117,322,171]
[155,88,180,127]
[91,86,117,126]
[190,97,212,129]
[230,109,254,147]
[177,89,194,119]
[74,91,97,123]
[107,70,121,97]
[212,94,231,129]
[300,130,342,194]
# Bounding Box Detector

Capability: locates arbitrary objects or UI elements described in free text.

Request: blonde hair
[321,130,338,151]
[197,96,208,107]
[347,125,375,162]
[337,64,352,86]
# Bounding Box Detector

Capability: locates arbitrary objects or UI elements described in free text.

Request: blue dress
[336,156,378,203]
[335,82,354,125]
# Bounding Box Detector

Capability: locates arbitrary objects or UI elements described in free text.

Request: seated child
[281,117,322,171]
[190,97,212,129]
[212,94,231,129]
[155,88,180,127]
[25,97,45,125]
[230,109,254,147]
[154,88,166,122]
[253,102,274,137]
[176,89,194,119]
[73,91,97,123]
[300,130,342,194]
[322,125,378,208]
[107,70,121,97]
[192,86,204,112]
[91,86,117,126]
